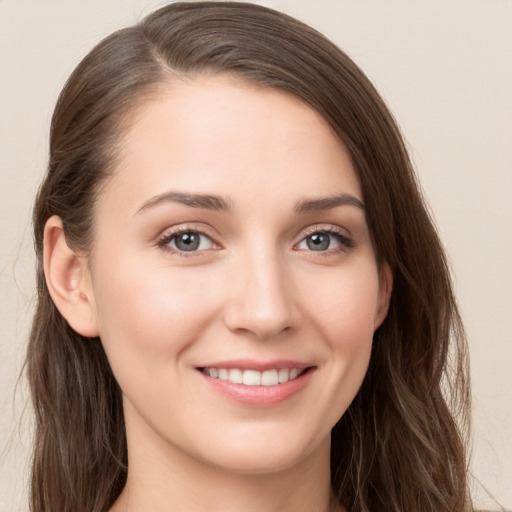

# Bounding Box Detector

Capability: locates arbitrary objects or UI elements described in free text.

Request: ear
[374,262,393,330]
[43,215,99,337]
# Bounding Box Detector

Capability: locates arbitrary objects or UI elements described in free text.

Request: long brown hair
[28,2,472,511]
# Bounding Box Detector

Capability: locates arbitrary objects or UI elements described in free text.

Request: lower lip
[199,368,314,407]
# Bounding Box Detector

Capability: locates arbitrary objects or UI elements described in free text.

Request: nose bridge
[225,239,296,339]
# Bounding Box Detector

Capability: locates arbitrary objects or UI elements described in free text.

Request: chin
[190,427,329,476]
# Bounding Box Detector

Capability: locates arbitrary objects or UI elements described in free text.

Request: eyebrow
[136,191,232,214]
[135,190,364,216]
[293,193,365,214]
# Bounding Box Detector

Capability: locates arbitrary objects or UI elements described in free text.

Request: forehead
[101,75,361,213]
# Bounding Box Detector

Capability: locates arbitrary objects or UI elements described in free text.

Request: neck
[111,415,341,512]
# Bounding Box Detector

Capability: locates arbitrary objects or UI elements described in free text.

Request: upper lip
[197,359,314,371]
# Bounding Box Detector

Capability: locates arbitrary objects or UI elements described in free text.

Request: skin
[44,75,392,512]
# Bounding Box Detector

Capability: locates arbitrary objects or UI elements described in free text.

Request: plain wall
[1,1,511,510]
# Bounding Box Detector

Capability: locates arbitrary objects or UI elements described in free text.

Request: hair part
[28,2,472,511]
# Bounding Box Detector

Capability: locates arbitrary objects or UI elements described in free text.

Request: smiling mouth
[200,367,310,386]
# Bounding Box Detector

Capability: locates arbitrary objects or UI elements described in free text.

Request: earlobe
[374,262,393,330]
[43,215,99,337]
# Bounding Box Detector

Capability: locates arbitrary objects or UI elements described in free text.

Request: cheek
[91,255,221,359]
[284,265,379,433]
[301,263,381,345]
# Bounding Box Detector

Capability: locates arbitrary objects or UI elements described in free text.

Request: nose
[223,246,299,340]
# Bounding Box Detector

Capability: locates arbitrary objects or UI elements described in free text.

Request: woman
[27,2,472,511]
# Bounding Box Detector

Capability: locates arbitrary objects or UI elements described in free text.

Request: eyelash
[157,226,218,257]
[296,226,355,253]
[156,225,354,256]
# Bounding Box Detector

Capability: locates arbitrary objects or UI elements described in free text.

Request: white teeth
[203,367,306,386]
[278,368,289,383]
[261,369,279,386]
[243,370,261,386]
[228,368,243,384]
[289,368,300,379]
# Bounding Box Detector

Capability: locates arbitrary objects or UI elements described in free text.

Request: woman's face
[85,76,391,474]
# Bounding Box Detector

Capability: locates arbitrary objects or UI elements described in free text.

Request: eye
[159,230,216,253]
[296,230,353,252]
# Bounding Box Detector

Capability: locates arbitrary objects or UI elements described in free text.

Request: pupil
[307,233,329,251]
[176,233,200,251]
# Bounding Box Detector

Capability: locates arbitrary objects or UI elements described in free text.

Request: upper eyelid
[298,223,350,239]
[158,223,220,241]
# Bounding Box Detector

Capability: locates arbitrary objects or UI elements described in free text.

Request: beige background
[1,1,511,510]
